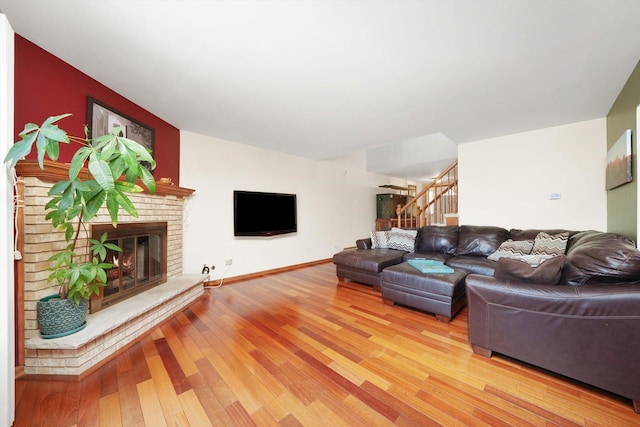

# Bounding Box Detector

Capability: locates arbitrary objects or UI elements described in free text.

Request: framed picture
[87,96,155,164]
[605,129,632,190]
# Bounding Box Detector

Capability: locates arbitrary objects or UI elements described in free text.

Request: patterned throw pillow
[370,231,389,249]
[531,232,570,256]
[487,239,534,261]
[387,227,418,252]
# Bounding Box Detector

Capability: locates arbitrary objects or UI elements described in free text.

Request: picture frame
[87,96,155,168]
[605,129,632,190]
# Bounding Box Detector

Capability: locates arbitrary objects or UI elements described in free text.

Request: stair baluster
[396,160,458,227]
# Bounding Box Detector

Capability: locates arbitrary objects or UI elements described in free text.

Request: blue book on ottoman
[407,259,455,274]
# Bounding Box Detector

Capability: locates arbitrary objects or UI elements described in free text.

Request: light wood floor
[14,262,639,426]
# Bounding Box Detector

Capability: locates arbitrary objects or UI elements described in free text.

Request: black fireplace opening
[91,222,167,312]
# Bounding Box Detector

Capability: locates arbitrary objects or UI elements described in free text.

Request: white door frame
[0,12,16,427]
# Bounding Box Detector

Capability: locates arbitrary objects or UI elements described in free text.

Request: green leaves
[88,154,115,192]
[48,232,123,302]
[69,146,91,180]
[120,137,155,167]
[139,164,156,194]
[89,232,121,261]
[84,188,106,220]
[3,135,36,165]
[3,113,71,168]
[63,260,103,303]
[106,184,139,226]
[6,113,158,301]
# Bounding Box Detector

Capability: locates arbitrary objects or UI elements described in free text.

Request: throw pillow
[387,228,418,252]
[531,231,570,256]
[487,239,534,261]
[391,227,418,236]
[370,231,389,249]
[494,255,566,285]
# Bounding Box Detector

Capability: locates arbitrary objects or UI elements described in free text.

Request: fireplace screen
[92,222,167,312]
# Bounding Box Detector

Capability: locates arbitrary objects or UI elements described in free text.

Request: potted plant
[4,114,156,338]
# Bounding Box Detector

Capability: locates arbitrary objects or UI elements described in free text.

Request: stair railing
[396,160,458,228]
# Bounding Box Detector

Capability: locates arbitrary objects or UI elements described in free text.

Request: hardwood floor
[14,262,639,426]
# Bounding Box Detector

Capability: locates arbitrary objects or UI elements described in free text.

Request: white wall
[180,130,402,279]
[0,13,15,427]
[458,118,607,231]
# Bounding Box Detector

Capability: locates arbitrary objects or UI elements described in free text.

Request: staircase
[396,160,458,227]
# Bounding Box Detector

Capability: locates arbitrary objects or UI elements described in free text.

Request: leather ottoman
[380,262,468,322]
[333,248,407,289]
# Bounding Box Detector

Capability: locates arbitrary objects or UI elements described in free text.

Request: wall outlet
[224,258,233,266]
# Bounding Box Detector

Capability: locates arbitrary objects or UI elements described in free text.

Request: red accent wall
[14,35,181,184]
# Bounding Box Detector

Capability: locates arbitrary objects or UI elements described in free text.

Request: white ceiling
[1,1,640,180]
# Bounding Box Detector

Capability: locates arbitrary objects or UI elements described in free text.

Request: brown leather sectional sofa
[332,225,640,413]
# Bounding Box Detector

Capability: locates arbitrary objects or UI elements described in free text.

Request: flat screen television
[234,190,297,236]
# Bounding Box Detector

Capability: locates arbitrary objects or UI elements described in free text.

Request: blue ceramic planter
[37,294,88,339]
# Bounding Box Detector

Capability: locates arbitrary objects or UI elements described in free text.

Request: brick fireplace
[15,161,206,376]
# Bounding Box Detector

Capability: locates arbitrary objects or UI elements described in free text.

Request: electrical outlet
[225,258,233,266]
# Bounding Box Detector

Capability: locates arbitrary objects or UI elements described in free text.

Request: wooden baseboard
[205,258,332,286]
[15,365,25,379]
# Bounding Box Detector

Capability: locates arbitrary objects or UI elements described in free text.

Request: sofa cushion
[415,226,458,255]
[456,225,508,257]
[487,239,534,261]
[494,255,565,285]
[563,232,640,286]
[565,230,634,254]
[387,228,418,252]
[446,255,497,276]
[356,238,373,250]
[531,232,570,256]
[404,252,451,263]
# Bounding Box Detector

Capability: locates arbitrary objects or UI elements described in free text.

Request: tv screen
[234,190,297,236]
